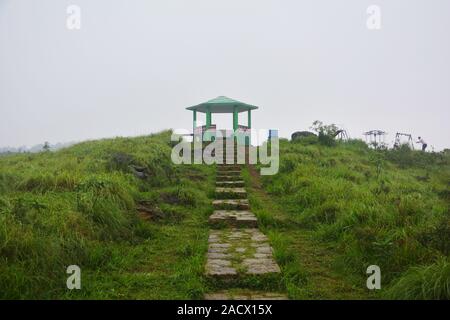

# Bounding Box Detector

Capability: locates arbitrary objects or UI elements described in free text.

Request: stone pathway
[205,290,288,300]
[204,143,287,300]
[209,210,257,228]
[206,228,281,277]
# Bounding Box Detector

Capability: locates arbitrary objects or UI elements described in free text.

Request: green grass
[242,166,373,299]
[0,131,215,299]
[252,138,449,299]
[1,131,448,299]
[385,258,450,299]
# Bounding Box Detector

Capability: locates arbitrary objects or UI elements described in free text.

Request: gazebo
[186,96,258,144]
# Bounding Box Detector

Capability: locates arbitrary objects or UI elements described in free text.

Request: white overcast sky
[1,0,449,150]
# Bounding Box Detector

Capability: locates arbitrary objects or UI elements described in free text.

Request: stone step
[213,199,250,210]
[217,168,242,174]
[205,290,288,300]
[205,228,281,279]
[209,210,258,228]
[217,170,241,176]
[216,180,245,187]
[220,161,250,165]
[215,187,247,199]
[220,160,246,165]
[216,175,242,181]
[217,169,242,174]
[217,165,242,171]
[221,161,247,165]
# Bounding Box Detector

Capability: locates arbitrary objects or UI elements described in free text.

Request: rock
[291,131,317,141]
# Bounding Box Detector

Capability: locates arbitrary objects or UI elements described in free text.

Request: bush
[310,120,338,147]
[385,258,450,300]
[0,172,19,193]
[75,174,135,238]
[385,145,450,169]
[161,186,200,207]
[385,145,415,168]
[417,216,450,255]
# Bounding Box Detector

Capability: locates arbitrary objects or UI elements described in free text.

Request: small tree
[43,142,50,152]
[310,120,339,146]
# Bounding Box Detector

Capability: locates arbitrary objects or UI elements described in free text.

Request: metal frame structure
[334,129,349,141]
[393,132,415,150]
[363,130,387,148]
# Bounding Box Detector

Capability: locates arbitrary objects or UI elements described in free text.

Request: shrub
[318,132,336,147]
[279,155,298,174]
[385,258,450,300]
[0,172,19,193]
[161,186,200,207]
[15,172,79,193]
[310,120,338,147]
[417,216,450,255]
[75,175,135,238]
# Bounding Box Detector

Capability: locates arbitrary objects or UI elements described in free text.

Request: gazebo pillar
[233,106,238,132]
[193,110,197,131]
[206,107,211,129]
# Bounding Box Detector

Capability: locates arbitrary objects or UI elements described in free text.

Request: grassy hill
[0,131,215,299]
[0,131,448,299]
[253,137,449,299]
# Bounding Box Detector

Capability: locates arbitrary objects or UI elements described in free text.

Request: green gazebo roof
[186,96,258,113]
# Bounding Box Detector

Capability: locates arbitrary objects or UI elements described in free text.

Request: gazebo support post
[233,106,238,132]
[247,110,252,145]
[193,110,197,132]
[233,106,238,144]
[206,107,211,129]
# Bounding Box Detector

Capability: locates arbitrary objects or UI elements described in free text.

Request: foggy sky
[1,0,449,150]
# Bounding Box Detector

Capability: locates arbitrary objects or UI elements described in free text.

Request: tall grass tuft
[385,258,450,299]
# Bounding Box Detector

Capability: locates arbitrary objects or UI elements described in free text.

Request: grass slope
[257,138,449,299]
[243,166,372,299]
[1,131,448,300]
[0,131,215,299]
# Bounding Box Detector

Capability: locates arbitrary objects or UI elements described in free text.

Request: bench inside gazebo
[186,96,258,145]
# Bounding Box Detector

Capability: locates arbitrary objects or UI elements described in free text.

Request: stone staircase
[204,142,287,300]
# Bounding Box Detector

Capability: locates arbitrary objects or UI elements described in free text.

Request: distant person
[416,136,427,151]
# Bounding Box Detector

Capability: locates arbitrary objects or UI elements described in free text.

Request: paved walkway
[204,143,287,300]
